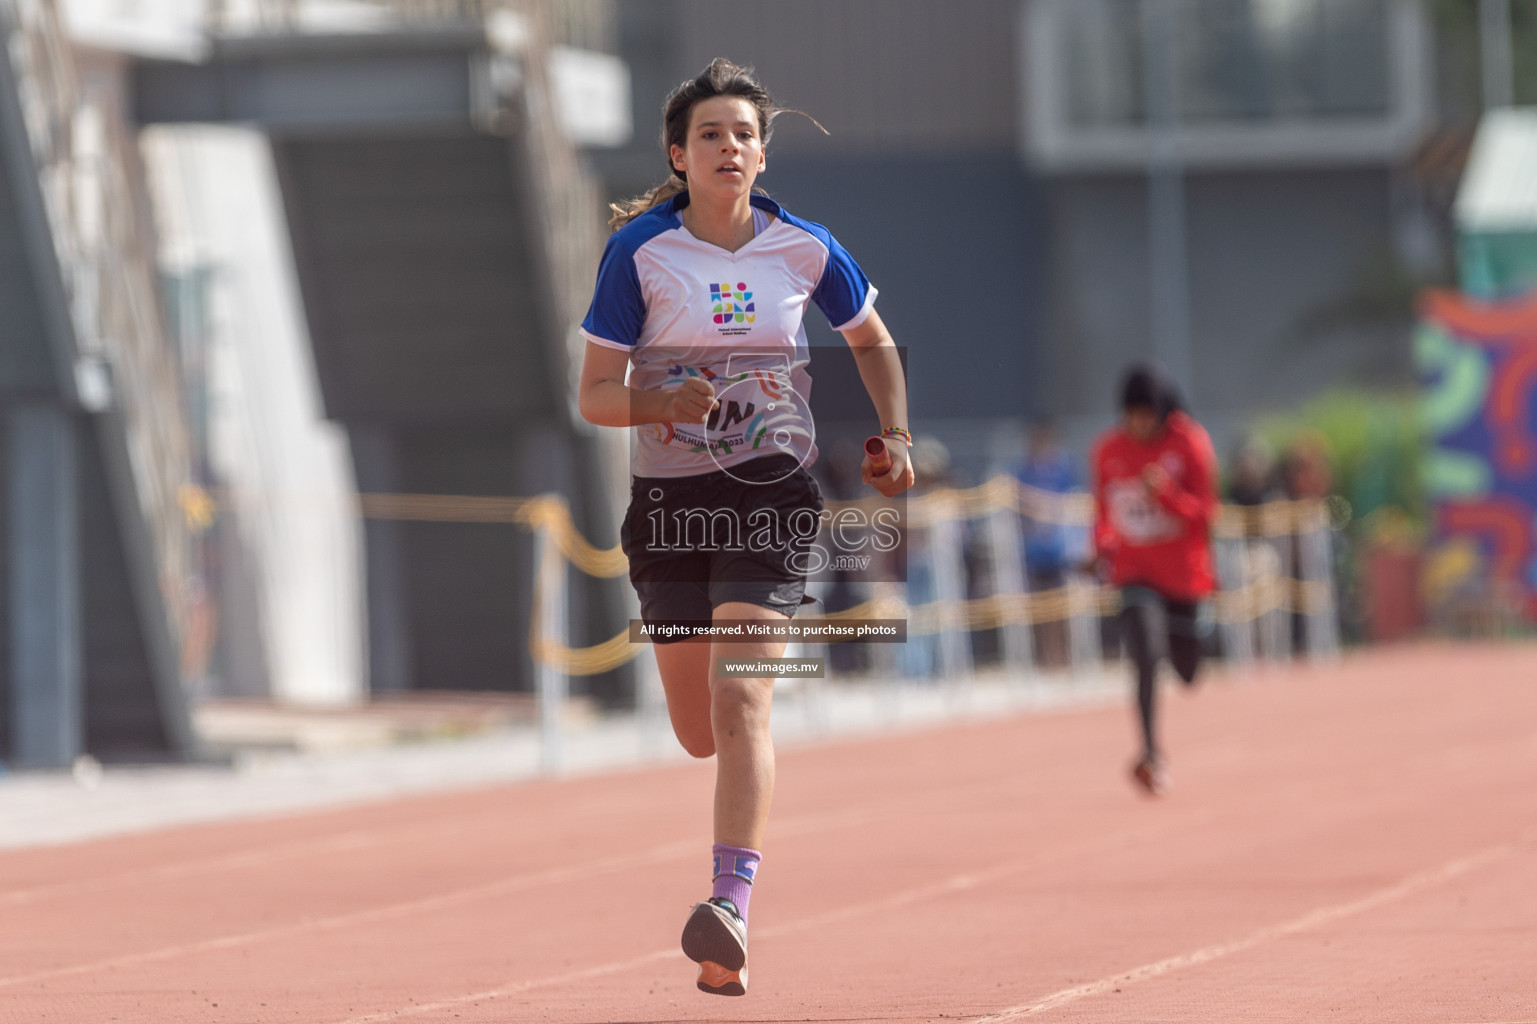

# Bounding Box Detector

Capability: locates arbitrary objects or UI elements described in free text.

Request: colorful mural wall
[1416,290,1537,620]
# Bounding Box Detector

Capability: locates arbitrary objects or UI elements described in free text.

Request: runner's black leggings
[1119,588,1203,763]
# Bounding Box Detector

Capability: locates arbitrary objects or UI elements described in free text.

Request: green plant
[1252,389,1428,532]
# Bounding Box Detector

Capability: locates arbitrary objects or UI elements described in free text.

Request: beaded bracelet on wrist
[881,426,913,447]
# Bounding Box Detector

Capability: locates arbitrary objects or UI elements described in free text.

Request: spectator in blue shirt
[1013,418,1084,668]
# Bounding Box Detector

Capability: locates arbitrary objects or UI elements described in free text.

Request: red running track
[2,643,1535,1023]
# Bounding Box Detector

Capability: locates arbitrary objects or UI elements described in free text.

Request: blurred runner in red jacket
[1091,364,1218,796]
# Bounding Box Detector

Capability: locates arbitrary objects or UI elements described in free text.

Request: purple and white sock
[711,843,762,926]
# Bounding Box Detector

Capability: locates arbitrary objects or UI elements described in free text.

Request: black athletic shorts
[620,454,824,643]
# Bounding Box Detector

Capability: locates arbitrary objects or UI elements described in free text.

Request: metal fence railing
[3,0,197,650]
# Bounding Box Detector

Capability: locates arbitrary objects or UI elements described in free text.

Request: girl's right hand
[665,377,718,424]
[862,437,915,496]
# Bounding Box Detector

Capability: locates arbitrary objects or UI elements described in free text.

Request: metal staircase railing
[3,0,195,661]
[197,0,609,408]
[484,0,608,410]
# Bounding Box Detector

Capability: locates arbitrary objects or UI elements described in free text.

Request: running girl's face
[669,95,765,204]
[1123,405,1160,442]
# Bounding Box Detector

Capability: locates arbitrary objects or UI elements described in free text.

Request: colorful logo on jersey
[668,363,719,378]
[711,281,755,327]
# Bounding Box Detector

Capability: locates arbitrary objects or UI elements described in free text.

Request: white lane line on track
[0,774,963,909]
[0,788,701,909]
[972,838,1524,1021]
[0,804,895,992]
[0,829,386,908]
[0,837,700,992]
[323,814,1212,1024]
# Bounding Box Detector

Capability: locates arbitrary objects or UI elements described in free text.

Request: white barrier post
[800,637,830,735]
[868,581,901,680]
[987,496,1034,673]
[1299,503,1341,659]
[1253,513,1287,663]
[930,502,973,683]
[620,583,669,755]
[1214,533,1254,672]
[637,641,669,754]
[535,525,568,775]
[1274,509,1296,662]
[866,580,906,730]
[1066,573,1102,678]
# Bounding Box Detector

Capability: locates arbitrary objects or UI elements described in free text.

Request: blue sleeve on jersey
[581,233,646,348]
[809,230,874,330]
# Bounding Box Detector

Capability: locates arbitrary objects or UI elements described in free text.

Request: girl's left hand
[862,437,915,496]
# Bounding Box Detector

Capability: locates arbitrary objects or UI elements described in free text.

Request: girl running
[1090,364,1218,796]
[577,58,914,996]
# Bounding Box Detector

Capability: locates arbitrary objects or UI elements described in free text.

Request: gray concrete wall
[765,151,1050,423]
[597,1,1417,464]
[1043,167,1415,423]
[678,0,1019,157]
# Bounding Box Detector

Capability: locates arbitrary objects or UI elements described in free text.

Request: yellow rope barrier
[359,480,1323,538]
[358,491,628,578]
[356,492,535,523]
[519,571,1327,676]
[357,483,1335,674]
[531,628,642,676]
[518,497,629,579]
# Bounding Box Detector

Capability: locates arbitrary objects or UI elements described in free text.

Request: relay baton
[865,436,893,477]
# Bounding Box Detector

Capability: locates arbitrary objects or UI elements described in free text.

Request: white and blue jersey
[580,193,877,478]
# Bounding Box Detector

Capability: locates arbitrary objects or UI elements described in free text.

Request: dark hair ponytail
[608,58,795,230]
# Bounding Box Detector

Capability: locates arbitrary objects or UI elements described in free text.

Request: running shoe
[1131,757,1170,796]
[681,897,748,996]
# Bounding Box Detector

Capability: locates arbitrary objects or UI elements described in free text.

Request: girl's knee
[709,677,773,742]
[711,675,771,711]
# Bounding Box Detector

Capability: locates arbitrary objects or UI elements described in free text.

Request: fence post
[620,584,669,755]
[868,581,902,680]
[986,486,1034,674]
[799,638,830,735]
[535,519,568,775]
[637,641,669,754]
[1275,505,1297,662]
[1214,528,1254,673]
[1247,539,1273,663]
[1299,502,1341,659]
[1255,506,1289,663]
[1066,572,1103,677]
[930,497,973,683]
